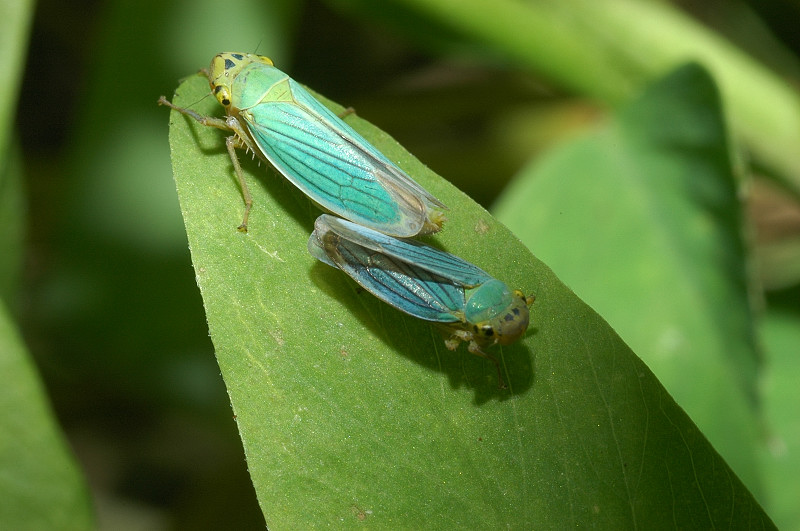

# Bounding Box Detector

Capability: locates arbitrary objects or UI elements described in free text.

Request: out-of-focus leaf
[759,305,800,530]
[495,63,761,497]
[0,301,94,529]
[0,0,33,303]
[0,0,34,153]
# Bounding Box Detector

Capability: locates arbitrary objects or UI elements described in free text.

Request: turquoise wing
[309,215,465,323]
[313,215,492,287]
[289,79,445,216]
[243,77,444,237]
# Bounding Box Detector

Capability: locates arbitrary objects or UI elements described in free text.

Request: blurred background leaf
[9,0,800,528]
[0,0,95,528]
[0,0,33,302]
[0,300,94,530]
[494,62,762,495]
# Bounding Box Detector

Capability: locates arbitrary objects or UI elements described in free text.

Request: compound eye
[213,85,231,107]
[473,323,494,340]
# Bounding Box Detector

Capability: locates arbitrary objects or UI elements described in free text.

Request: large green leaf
[495,63,763,503]
[165,73,772,527]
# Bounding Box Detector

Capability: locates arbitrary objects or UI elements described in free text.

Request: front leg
[158,96,231,132]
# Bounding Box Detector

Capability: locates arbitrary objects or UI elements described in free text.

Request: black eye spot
[504,314,515,322]
[224,59,235,70]
[231,53,243,60]
[214,86,223,94]
[221,98,230,106]
[512,308,520,316]
[483,327,494,338]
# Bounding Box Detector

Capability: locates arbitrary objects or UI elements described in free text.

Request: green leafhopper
[160,53,447,235]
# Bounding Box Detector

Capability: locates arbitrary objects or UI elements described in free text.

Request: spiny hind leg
[158,96,255,232]
[225,136,253,232]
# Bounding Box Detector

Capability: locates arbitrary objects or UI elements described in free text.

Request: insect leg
[157,96,230,132]
[337,107,356,120]
[225,136,253,232]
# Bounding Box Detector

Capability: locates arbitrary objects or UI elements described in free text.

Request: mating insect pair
[160,52,534,386]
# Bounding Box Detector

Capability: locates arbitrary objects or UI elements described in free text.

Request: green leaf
[760,305,800,530]
[495,63,763,503]
[0,0,34,304]
[0,1,92,525]
[0,300,94,529]
[0,0,34,156]
[165,73,773,527]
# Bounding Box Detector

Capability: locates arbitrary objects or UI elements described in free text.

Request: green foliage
[760,308,800,528]
[0,0,33,302]
[165,73,773,528]
[495,63,762,495]
[332,0,800,195]
[0,0,94,527]
[0,301,94,530]
[0,0,34,154]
